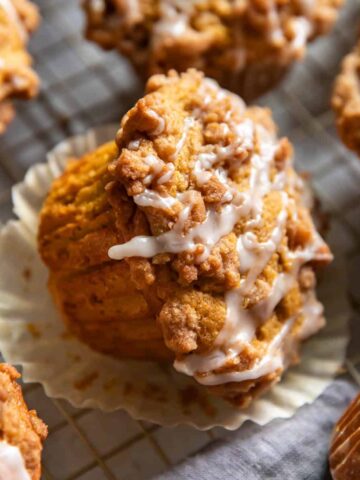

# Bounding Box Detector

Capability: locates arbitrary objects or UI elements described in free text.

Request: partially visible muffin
[83,0,342,100]
[0,0,40,133]
[329,393,360,480]
[0,363,47,480]
[332,39,360,157]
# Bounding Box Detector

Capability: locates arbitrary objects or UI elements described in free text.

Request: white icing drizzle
[141,155,174,187]
[133,155,176,211]
[290,17,313,53]
[133,189,178,210]
[0,0,27,41]
[89,0,105,14]
[147,109,166,136]
[157,164,174,184]
[202,78,246,112]
[175,314,295,385]
[133,115,193,209]
[0,442,30,480]
[237,193,288,289]
[193,152,217,186]
[247,0,314,54]
[143,155,166,185]
[267,0,286,45]
[156,7,187,38]
[192,119,254,188]
[109,200,242,260]
[155,0,196,39]
[171,117,194,160]
[128,139,141,150]
[109,77,331,387]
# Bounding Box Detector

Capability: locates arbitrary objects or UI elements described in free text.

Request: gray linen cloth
[156,377,359,480]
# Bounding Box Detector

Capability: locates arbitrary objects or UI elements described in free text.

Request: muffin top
[84,0,342,76]
[39,69,332,393]
[104,69,332,385]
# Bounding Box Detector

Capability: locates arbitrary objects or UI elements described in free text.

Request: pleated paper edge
[0,124,349,430]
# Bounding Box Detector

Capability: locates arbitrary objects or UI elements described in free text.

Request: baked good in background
[332,39,360,157]
[83,0,343,100]
[329,393,360,480]
[0,363,47,480]
[0,0,40,133]
[38,69,332,407]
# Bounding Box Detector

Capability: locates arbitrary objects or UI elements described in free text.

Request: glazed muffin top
[40,69,332,391]
[84,0,343,75]
[109,69,331,384]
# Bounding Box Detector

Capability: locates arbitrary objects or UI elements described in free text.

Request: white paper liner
[0,125,349,430]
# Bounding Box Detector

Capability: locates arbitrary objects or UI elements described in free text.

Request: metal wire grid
[0,0,360,479]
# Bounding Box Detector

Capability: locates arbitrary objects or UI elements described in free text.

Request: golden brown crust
[0,363,47,480]
[83,0,342,99]
[329,393,360,480]
[39,142,172,360]
[39,70,331,406]
[0,0,40,133]
[332,40,360,157]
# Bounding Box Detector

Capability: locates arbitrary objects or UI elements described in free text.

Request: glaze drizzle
[108,77,331,386]
[0,442,30,480]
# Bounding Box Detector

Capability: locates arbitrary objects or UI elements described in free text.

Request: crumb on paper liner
[0,125,349,430]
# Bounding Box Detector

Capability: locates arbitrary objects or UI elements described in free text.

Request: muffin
[83,0,343,100]
[38,69,332,407]
[332,39,360,157]
[0,0,40,133]
[0,363,47,480]
[329,393,360,480]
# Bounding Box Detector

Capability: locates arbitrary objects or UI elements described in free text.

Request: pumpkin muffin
[38,70,332,406]
[83,0,343,100]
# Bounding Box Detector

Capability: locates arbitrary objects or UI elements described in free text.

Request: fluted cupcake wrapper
[0,125,350,430]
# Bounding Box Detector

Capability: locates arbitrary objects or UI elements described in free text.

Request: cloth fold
[156,377,359,480]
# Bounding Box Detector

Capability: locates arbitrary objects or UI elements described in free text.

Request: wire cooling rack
[0,1,360,479]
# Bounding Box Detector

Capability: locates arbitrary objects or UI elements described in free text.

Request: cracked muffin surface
[332,39,360,157]
[83,0,342,100]
[0,0,40,133]
[0,363,47,480]
[39,69,332,407]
